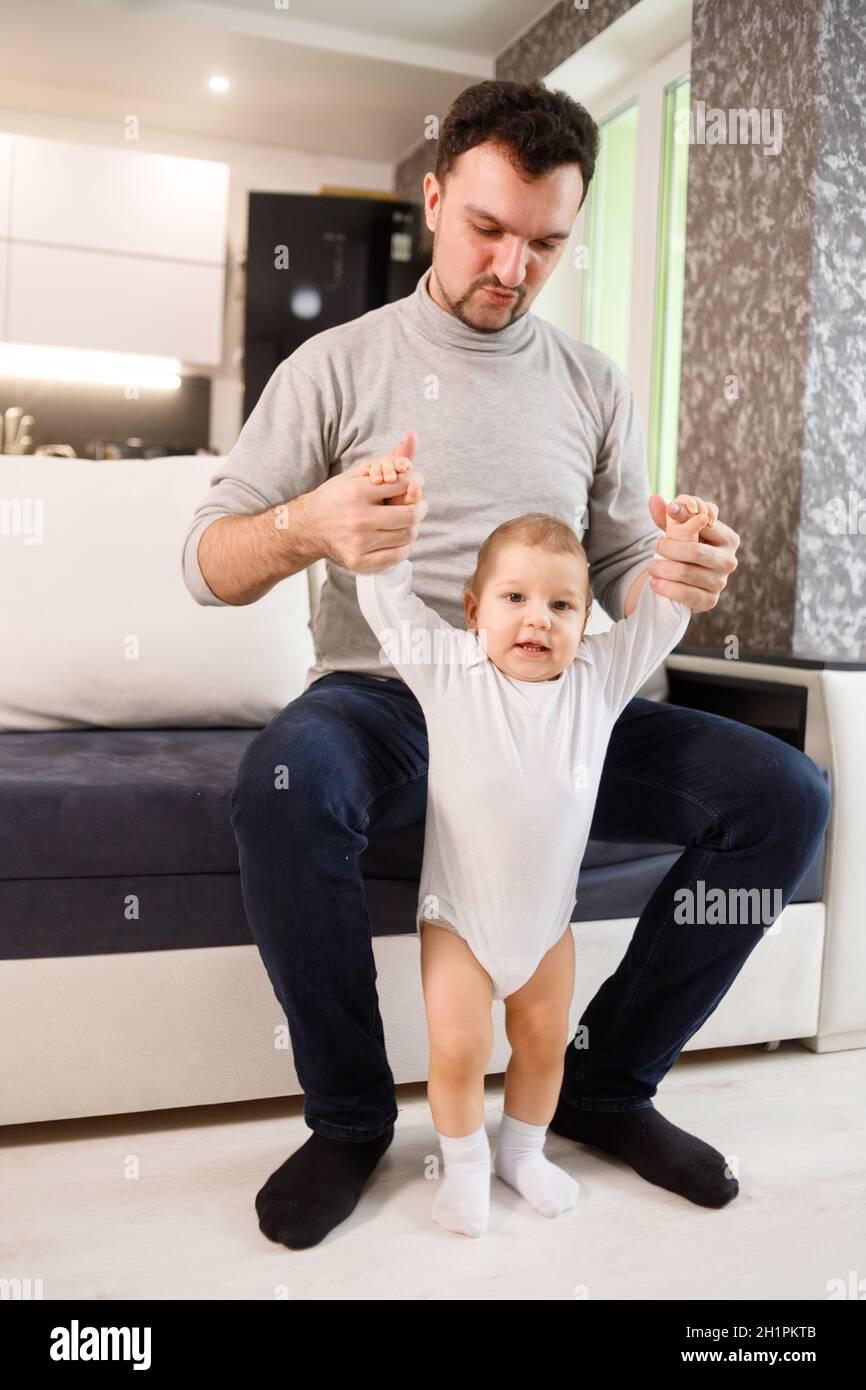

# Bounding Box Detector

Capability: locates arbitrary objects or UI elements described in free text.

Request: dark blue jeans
[229,671,831,1141]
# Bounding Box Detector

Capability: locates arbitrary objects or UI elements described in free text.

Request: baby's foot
[494,1112,579,1218]
[432,1125,491,1237]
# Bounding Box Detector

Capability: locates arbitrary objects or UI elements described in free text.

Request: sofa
[0,454,854,1128]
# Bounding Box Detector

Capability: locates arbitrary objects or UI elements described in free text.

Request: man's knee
[702,723,830,869]
[765,744,831,852]
[231,725,294,828]
[796,755,832,842]
[230,714,360,832]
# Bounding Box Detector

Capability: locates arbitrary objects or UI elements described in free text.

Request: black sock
[550,1099,738,1208]
[256,1125,394,1249]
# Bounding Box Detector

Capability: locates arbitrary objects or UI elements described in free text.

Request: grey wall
[395,143,434,258]
[795,0,866,661]
[495,0,639,81]
[678,0,865,662]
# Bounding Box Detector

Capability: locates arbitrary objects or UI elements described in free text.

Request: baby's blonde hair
[464,512,592,612]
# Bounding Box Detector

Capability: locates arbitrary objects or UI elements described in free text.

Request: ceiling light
[209,75,230,93]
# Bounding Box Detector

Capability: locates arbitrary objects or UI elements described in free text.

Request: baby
[355,457,715,1237]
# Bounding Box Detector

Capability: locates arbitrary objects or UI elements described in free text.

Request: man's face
[464,541,591,682]
[422,140,584,332]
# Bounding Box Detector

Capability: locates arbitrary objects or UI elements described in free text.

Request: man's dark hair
[434,79,600,211]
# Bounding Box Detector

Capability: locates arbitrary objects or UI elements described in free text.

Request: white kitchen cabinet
[6,241,225,364]
[0,135,11,239]
[0,238,6,340]
[0,133,229,365]
[10,136,229,265]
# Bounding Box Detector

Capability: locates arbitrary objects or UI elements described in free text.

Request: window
[649,75,691,499]
[579,100,639,374]
[533,39,691,497]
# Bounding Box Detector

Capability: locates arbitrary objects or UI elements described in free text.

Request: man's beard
[431,263,525,335]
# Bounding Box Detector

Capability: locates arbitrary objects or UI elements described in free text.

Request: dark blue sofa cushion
[0,729,828,961]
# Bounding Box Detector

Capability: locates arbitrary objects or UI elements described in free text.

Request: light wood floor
[2,1040,864,1301]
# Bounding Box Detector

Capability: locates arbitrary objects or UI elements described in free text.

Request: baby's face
[464,541,590,682]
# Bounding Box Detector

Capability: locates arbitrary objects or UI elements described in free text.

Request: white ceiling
[0,0,564,164]
[197,0,558,54]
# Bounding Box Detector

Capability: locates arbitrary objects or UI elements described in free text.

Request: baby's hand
[360,453,423,507]
[663,493,718,543]
[360,456,411,486]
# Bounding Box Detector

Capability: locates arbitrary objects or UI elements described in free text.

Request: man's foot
[255,1124,394,1248]
[549,1099,738,1208]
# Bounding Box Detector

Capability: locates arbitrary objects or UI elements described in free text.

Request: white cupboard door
[0,133,11,240]
[10,135,229,266]
[0,237,7,340]
[6,242,225,365]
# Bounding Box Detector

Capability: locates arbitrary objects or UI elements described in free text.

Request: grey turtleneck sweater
[181,266,661,690]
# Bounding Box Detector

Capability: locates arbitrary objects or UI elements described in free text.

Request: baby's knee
[428,1020,493,1077]
[505,1008,569,1065]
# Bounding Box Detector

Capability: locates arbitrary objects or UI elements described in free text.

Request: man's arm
[583,365,658,622]
[189,442,427,607]
[196,494,322,606]
[181,358,332,607]
[621,494,729,617]
[627,494,739,615]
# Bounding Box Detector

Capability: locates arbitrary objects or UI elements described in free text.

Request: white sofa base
[1,902,827,1126]
[798,1029,866,1053]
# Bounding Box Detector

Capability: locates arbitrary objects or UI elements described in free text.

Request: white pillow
[0,455,314,731]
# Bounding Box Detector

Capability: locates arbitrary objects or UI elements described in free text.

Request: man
[181,80,830,1249]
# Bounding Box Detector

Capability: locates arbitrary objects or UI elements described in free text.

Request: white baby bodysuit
[356,561,691,1001]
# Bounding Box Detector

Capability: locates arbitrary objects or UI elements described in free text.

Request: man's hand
[358,428,423,506]
[663,492,715,543]
[647,492,739,612]
[305,428,427,573]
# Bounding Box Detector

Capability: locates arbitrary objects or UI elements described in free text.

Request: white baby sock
[432,1123,492,1237]
[494,1111,580,1217]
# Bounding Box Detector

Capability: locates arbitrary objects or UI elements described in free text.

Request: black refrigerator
[242,191,430,423]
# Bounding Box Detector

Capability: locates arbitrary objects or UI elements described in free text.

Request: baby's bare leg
[420,918,495,1135]
[495,926,579,1217]
[503,924,576,1125]
[420,919,495,1236]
